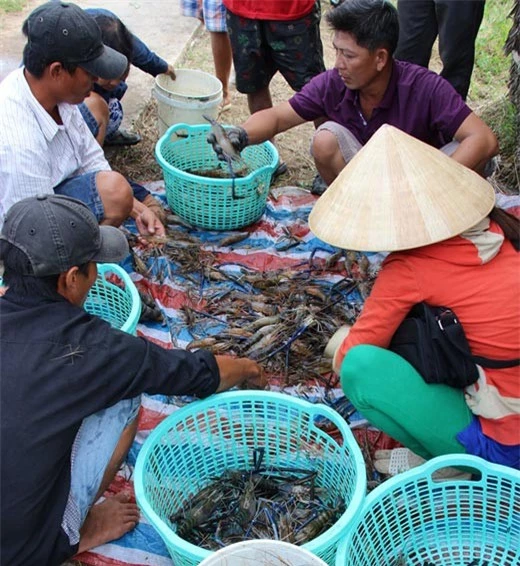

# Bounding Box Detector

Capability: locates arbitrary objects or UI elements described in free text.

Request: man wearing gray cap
[0,194,264,565]
[0,2,164,236]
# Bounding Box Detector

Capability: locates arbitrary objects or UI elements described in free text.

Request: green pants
[340,345,473,460]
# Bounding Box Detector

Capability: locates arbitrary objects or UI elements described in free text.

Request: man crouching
[0,194,264,565]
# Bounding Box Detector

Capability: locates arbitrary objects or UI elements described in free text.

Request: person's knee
[312,129,340,162]
[247,87,272,114]
[84,94,109,129]
[96,171,133,224]
[340,344,382,399]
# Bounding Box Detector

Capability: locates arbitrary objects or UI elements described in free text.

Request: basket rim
[336,453,520,563]
[88,263,141,335]
[155,123,279,184]
[134,390,367,560]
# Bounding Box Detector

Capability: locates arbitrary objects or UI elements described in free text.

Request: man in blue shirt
[79,8,177,147]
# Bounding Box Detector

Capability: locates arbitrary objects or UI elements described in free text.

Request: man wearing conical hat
[208,0,498,195]
[312,125,519,473]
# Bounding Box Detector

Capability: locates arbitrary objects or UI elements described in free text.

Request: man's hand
[215,356,266,392]
[225,127,249,153]
[165,64,176,80]
[135,207,166,238]
[207,126,249,162]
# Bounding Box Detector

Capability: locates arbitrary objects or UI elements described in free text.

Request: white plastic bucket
[153,69,223,136]
[198,540,328,566]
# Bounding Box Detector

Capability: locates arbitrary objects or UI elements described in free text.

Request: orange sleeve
[334,254,424,370]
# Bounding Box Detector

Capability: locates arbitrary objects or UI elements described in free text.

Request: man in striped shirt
[0,1,165,237]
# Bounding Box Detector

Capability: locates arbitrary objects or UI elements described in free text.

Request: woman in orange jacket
[310,125,519,471]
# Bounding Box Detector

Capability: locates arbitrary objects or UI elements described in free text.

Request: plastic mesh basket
[134,391,366,566]
[336,454,520,566]
[155,123,279,230]
[84,263,141,336]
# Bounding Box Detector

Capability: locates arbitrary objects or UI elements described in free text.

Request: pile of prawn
[170,462,344,549]
[127,219,378,388]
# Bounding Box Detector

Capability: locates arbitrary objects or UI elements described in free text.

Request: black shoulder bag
[389,303,520,388]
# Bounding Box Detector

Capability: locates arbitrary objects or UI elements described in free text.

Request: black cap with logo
[24,1,128,80]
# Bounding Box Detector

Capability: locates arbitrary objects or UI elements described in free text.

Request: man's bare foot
[220,92,232,112]
[78,492,140,553]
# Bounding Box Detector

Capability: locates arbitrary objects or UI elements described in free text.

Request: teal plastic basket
[336,454,520,566]
[155,123,279,230]
[84,263,141,335]
[134,391,366,566]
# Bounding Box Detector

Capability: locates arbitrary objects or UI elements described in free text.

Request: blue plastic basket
[84,263,141,335]
[134,391,366,566]
[336,454,520,566]
[155,123,279,230]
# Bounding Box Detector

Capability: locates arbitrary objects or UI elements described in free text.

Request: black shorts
[226,2,325,94]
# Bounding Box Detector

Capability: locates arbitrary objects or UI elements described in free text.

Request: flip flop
[311,173,328,195]
[219,102,232,113]
[105,129,142,147]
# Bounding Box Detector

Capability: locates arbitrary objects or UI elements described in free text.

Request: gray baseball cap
[0,194,129,276]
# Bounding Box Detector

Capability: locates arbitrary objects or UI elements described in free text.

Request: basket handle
[401,453,513,482]
[160,122,201,140]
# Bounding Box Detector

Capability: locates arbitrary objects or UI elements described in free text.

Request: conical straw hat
[308,124,495,252]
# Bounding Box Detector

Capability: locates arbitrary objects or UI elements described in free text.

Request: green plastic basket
[134,391,366,566]
[84,263,141,336]
[155,123,279,230]
[336,454,520,566]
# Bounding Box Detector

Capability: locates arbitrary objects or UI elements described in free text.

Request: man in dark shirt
[210,0,498,194]
[0,194,264,565]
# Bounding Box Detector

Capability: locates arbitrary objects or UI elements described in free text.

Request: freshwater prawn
[204,114,245,200]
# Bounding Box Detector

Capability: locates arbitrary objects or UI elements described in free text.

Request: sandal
[105,128,142,147]
[271,161,288,184]
[311,173,328,196]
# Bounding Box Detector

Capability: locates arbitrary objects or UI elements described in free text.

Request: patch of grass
[481,96,517,158]
[0,0,25,14]
[471,0,513,101]
[480,95,519,192]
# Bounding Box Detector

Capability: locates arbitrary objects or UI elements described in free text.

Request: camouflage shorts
[226,2,325,94]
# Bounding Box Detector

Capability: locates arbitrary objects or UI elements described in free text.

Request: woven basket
[134,391,366,566]
[84,263,140,335]
[155,123,278,230]
[336,454,520,566]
